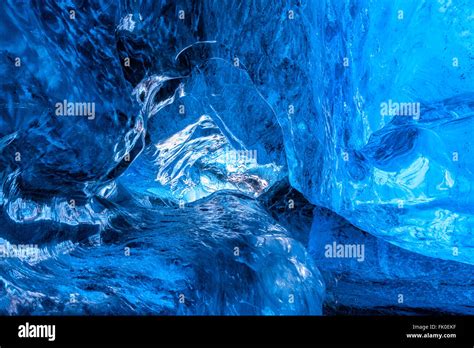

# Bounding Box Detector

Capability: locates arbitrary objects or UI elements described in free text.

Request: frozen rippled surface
[0,0,472,315]
[0,189,323,315]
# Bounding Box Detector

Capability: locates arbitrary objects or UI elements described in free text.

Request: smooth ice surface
[274,0,474,264]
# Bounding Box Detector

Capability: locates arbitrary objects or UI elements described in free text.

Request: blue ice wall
[276,0,474,264]
[0,1,145,202]
[309,206,474,314]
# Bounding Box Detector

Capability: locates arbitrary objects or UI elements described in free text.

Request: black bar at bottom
[0,316,472,346]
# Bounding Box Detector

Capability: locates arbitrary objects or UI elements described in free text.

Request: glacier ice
[309,206,474,315]
[119,58,287,203]
[0,0,145,205]
[0,0,473,316]
[120,114,285,202]
[272,0,474,264]
[0,191,324,315]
